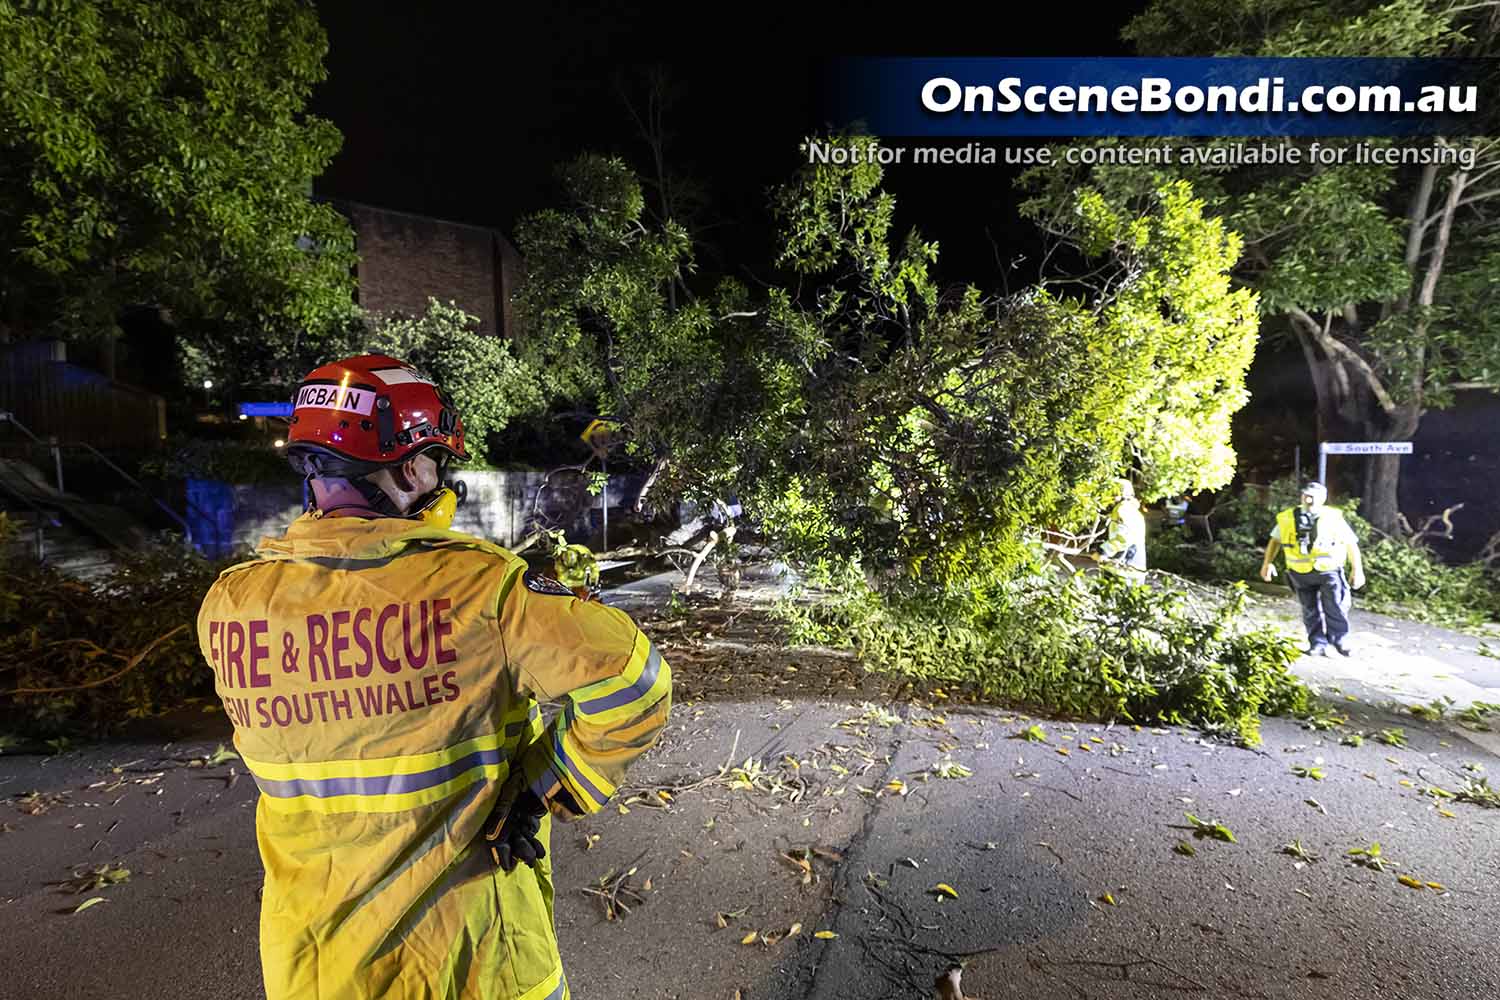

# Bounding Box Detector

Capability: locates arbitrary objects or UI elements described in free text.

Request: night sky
[308,3,1136,286]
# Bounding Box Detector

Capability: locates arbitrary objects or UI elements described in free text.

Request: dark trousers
[1287,569,1351,648]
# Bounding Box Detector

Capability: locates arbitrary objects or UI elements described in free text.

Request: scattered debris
[1347,843,1392,872]
[580,851,649,921]
[1181,813,1236,843]
[1281,840,1320,863]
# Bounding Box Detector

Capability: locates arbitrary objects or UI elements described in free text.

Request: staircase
[0,459,151,581]
[1,507,116,579]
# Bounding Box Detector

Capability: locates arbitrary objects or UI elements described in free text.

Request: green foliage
[513,141,1291,738]
[1122,0,1483,58]
[747,142,1259,587]
[0,521,228,736]
[513,153,764,505]
[0,0,358,395]
[779,559,1309,746]
[1060,183,1259,497]
[363,299,542,464]
[1027,1,1500,534]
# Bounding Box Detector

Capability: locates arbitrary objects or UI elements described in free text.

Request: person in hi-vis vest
[1098,478,1147,574]
[1259,481,1366,656]
[197,354,671,1000]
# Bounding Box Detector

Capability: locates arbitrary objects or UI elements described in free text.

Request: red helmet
[286,354,468,477]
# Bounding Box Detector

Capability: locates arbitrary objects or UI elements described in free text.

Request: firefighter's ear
[391,455,421,493]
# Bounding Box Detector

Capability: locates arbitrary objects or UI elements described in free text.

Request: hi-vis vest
[196,513,671,1000]
[1275,506,1354,573]
[1101,499,1146,569]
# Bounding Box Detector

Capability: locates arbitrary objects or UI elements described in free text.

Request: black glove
[484,788,548,872]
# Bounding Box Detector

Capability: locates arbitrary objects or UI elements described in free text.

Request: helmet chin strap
[356,477,404,516]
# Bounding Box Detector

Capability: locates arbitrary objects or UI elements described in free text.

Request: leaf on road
[1173,842,1197,857]
[1375,729,1408,748]
[741,931,758,945]
[932,757,973,779]
[814,930,838,939]
[781,852,813,885]
[1348,843,1391,872]
[1281,840,1319,863]
[1291,766,1325,780]
[1397,875,1426,890]
[1100,892,1118,906]
[72,897,107,914]
[787,923,802,937]
[1184,813,1237,843]
[205,744,238,767]
[1456,777,1500,808]
[930,883,959,899]
[1305,798,1327,815]
[1016,725,1048,743]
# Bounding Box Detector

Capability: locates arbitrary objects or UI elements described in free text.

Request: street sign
[1316,440,1413,485]
[239,402,294,418]
[1319,442,1413,455]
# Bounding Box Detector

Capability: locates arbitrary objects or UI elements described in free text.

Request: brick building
[333,200,524,339]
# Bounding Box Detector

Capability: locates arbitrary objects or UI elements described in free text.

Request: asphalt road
[2,571,1497,1000]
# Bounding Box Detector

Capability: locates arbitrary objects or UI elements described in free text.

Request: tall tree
[755,139,1259,583]
[0,0,356,389]
[514,140,1259,587]
[512,154,763,508]
[1025,0,1500,534]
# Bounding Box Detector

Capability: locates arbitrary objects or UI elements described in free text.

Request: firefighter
[1259,481,1366,656]
[1098,478,1147,574]
[197,354,671,1000]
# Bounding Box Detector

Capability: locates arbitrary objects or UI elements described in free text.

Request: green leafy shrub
[779,557,1308,745]
[0,518,227,737]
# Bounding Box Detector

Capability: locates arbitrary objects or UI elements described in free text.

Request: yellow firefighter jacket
[196,512,672,1000]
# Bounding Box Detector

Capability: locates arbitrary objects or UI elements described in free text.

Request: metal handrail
[66,441,194,538]
[0,412,200,548]
[0,488,62,562]
[0,411,43,445]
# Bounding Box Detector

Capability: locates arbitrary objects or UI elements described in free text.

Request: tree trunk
[1296,329,1414,537]
[1361,452,1402,536]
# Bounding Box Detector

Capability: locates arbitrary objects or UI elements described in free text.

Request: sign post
[1317,441,1413,485]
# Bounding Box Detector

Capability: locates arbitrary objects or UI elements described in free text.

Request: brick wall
[338,201,522,338]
